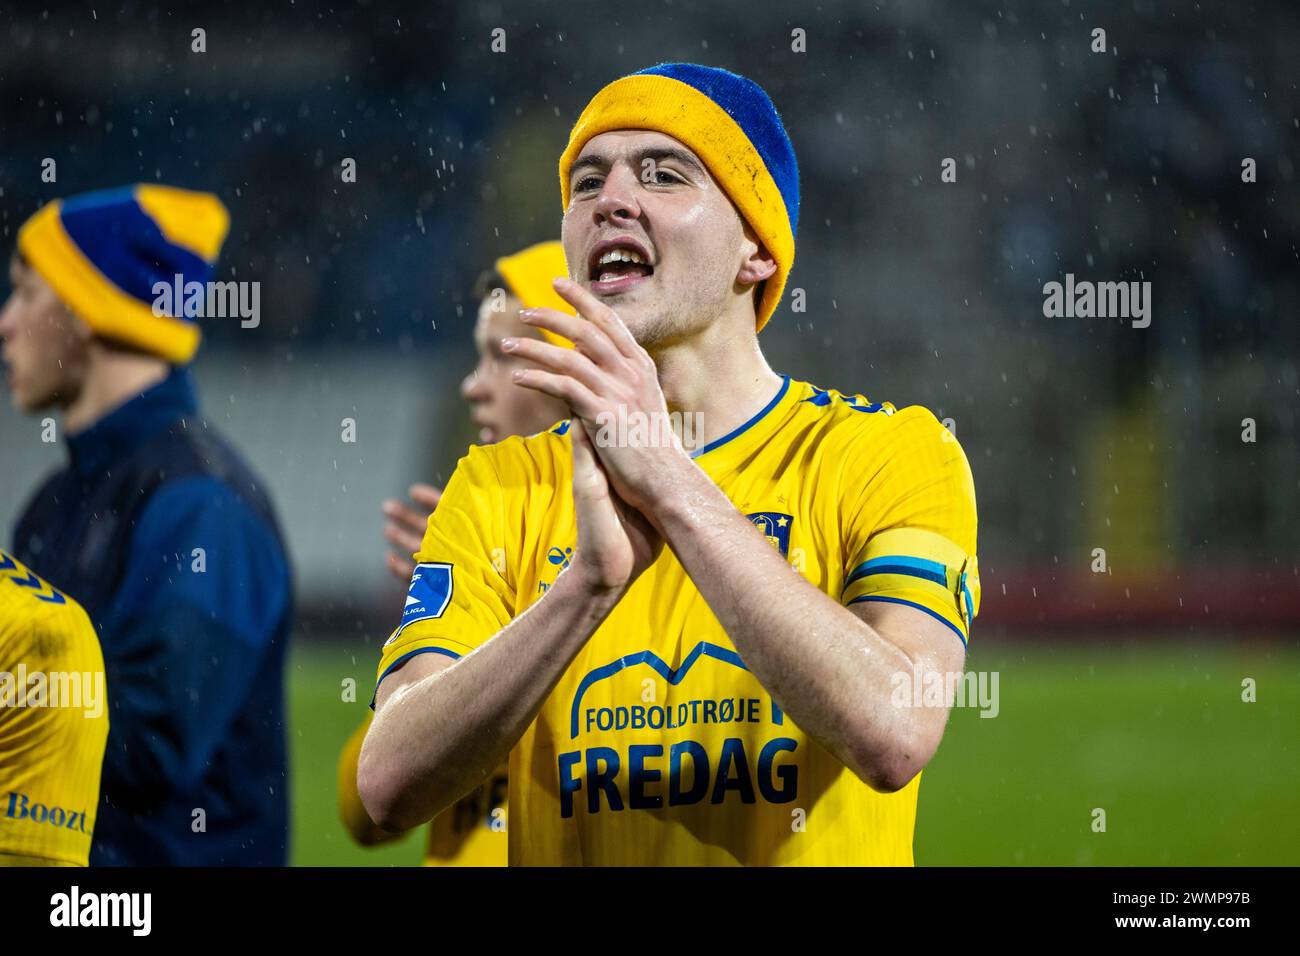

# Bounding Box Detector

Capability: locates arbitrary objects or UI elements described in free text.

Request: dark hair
[472,268,510,303]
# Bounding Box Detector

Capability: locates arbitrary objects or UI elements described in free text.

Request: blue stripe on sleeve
[370,646,463,709]
[846,554,948,588]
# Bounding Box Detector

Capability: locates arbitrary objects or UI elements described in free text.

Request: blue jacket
[12,366,292,865]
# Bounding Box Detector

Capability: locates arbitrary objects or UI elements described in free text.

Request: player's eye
[574,175,603,193]
[653,169,682,185]
[487,348,522,369]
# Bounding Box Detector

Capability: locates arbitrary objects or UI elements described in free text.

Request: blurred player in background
[336,241,569,864]
[0,550,108,867]
[0,186,293,865]
[362,64,980,865]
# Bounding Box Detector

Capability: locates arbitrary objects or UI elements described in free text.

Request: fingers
[384,521,423,555]
[502,336,608,394]
[551,277,642,361]
[383,488,437,583]
[408,483,442,511]
[517,307,623,369]
[383,498,429,537]
[511,367,601,419]
[386,551,416,583]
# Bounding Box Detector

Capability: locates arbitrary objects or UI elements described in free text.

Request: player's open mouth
[587,239,654,295]
[470,412,497,444]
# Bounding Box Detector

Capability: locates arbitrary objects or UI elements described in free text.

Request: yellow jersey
[0,551,108,867]
[376,376,980,865]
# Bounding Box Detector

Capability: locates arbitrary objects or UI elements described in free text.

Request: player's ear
[736,223,777,288]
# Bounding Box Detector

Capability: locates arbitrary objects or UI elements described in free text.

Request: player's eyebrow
[569,145,709,185]
[639,146,708,180]
[569,151,609,182]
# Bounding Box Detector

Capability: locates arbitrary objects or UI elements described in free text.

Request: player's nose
[461,366,486,402]
[593,163,642,225]
[0,298,18,339]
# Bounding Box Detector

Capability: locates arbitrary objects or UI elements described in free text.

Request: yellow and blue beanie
[17,184,230,364]
[494,240,575,349]
[558,63,799,333]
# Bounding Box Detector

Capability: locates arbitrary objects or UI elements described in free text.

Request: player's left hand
[506,277,690,515]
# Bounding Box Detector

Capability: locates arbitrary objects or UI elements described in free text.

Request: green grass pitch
[287,638,1300,866]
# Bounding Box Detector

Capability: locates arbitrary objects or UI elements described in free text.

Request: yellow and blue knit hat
[17,184,230,364]
[558,63,799,333]
[494,240,575,349]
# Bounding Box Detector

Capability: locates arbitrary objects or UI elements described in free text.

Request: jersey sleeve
[0,584,109,867]
[374,444,516,699]
[839,409,981,646]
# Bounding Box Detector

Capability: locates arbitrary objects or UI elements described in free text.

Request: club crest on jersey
[747,512,792,557]
[388,562,453,644]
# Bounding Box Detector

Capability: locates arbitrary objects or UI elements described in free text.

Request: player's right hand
[382,483,443,582]
[569,418,662,595]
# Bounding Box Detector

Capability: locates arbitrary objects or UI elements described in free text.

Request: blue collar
[689,375,791,459]
[67,365,199,477]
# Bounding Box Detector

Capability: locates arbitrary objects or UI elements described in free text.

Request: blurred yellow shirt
[376,377,979,865]
[337,714,506,865]
[0,551,108,867]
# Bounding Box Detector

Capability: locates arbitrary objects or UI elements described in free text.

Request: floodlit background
[1,1,1296,865]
